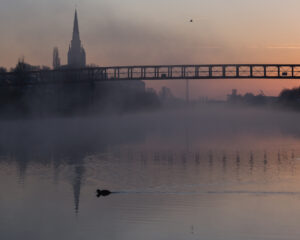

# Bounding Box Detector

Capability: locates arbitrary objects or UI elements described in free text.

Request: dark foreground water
[1,106,300,240]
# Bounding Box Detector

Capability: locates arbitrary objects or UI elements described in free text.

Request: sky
[2,0,300,99]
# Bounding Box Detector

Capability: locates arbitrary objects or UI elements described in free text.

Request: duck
[96,189,112,197]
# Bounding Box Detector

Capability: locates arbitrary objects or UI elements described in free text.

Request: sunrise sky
[2,0,300,98]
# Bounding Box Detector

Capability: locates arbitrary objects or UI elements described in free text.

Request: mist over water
[1,105,300,240]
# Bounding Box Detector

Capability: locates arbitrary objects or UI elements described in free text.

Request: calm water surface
[1,106,300,240]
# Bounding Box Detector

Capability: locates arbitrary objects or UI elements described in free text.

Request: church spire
[72,9,80,41]
[68,9,86,68]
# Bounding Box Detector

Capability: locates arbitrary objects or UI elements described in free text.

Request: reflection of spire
[73,165,85,214]
[16,153,29,184]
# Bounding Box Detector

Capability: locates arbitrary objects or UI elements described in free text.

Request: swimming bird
[96,189,112,197]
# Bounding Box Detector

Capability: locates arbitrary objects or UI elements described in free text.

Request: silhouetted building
[53,47,61,69]
[13,58,40,72]
[68,10,86,68]
[159,86,174,101]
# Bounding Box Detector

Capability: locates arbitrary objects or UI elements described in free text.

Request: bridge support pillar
[114,69,117,79]
[168,67,173,78]
[127,68,130,79]
[141,67,146,79]
[209,66,212,77]
[103,69,107,80]
[195,66,199,78]
[182,66,186,78]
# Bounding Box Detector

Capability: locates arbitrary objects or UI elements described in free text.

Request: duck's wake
[96,189,300,197]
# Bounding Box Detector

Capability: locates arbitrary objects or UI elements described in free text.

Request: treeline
[0,81,162,119]
[0,58,50,74]
[227,87,300,110]
[227,89,277,106]
[0,60,162,118]
[278,87,300,110]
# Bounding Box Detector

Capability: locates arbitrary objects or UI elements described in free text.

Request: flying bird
[190,19,193,23]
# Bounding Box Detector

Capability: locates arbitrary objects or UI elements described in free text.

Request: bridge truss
[1,64,300,85]
[100,64,300,80]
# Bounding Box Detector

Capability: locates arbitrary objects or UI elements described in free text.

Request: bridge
[1,64,300,85]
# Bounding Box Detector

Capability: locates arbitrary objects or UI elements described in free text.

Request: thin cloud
[245,45,300,50]
[197,46,222,49]
[266,46,300,49]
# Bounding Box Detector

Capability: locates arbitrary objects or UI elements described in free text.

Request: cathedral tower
[68,10,86,68]
[53,47,61,69]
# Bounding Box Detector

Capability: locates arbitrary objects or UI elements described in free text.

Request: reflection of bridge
[2,64,300,85]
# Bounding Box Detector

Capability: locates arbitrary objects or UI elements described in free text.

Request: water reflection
[2,144,300,215]
[73,164,84,214]
[2,107,300,240]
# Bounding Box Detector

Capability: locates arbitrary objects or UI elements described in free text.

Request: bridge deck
[1,64,300,85]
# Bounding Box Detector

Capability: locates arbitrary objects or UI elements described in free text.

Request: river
[1,105,300,240]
